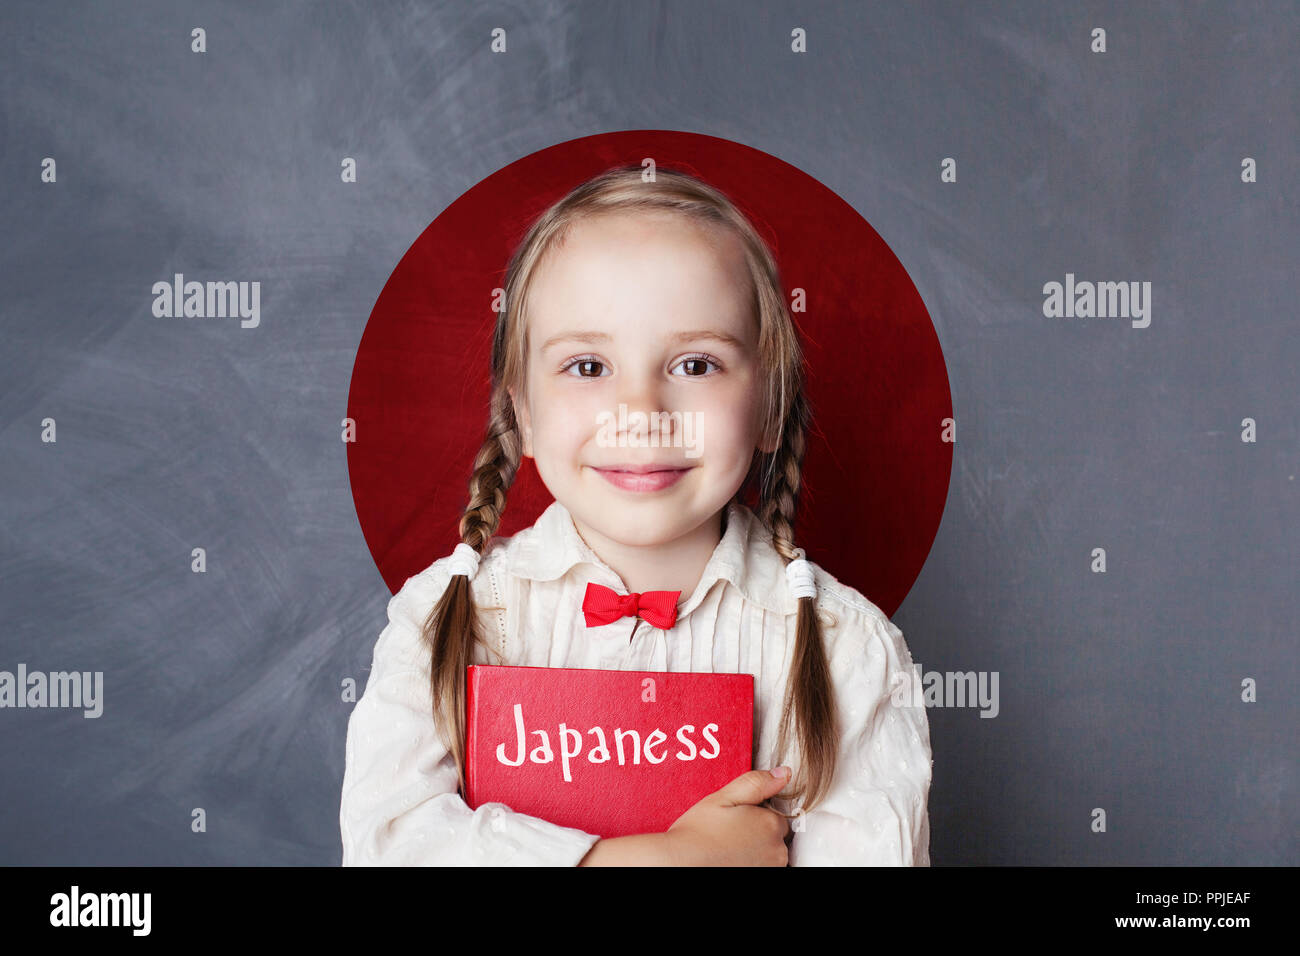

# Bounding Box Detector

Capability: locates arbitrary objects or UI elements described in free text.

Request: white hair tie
[445,542,482,579]
[785,547,816,600]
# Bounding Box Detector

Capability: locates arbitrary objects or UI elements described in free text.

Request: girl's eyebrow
[539,329,747,352]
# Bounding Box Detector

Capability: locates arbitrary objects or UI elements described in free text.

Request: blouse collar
[504,497,796,617]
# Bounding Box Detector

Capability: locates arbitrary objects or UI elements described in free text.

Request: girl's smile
[590,463,695,493]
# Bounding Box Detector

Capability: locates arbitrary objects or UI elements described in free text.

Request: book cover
[465,664,754,839]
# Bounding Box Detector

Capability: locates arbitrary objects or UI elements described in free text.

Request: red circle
[347,131,952,616]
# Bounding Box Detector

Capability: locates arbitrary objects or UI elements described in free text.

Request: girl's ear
[508,386,534,458]
[756,417,781,455]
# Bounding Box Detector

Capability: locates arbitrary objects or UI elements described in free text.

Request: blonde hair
[422,163,838,816]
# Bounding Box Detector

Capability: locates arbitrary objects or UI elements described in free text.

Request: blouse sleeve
[340,563,602,866]
[785,596,933,866]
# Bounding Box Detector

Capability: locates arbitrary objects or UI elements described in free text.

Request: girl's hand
[663,767,793,866]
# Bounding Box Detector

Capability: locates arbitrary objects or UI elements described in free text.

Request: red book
[464,664,754,838]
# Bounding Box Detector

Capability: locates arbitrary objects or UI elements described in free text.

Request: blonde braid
[426,387,523,796]
[758,388,839,816]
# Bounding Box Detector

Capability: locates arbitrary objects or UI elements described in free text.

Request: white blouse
[340,498,932,866]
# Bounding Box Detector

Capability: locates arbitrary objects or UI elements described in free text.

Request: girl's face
[510,210,773,552]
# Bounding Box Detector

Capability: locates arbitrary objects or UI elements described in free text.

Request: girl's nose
[615,376,676,443]
[617,379,664,414]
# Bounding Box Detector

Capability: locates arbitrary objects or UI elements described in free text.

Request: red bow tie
[581,582,681,631]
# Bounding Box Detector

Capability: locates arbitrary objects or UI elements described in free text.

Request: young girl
[340,164,932,866]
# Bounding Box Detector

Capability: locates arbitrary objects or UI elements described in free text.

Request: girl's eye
[560,356,607,378]
[673,354,721,377]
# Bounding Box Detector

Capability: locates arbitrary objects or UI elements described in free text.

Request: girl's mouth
[591,466,692,492]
